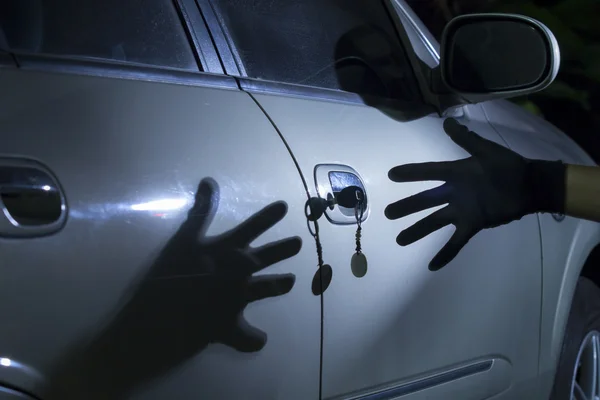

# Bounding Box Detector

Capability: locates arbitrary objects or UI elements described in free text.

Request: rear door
[204,0,544,399]
[0,1,320,399]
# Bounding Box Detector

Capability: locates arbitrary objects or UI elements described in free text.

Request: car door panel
[480,99,600,399]
[249,92,542,399]
[0,67,320,400]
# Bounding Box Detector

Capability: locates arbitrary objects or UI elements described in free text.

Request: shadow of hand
[146,177,301,352]
[47,178,301,399]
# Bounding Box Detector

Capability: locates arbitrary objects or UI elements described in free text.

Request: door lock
[305,185,365,222]
[313,164,368,225]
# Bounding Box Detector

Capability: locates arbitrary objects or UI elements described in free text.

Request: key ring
[305,201,319,237]
[354,190,364,227]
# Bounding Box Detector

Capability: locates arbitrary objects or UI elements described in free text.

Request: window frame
[14,52,238,89]
[202,0,431,107]
[178,0,225,74]
[392,0,441,65]
[389,0,465,117]
[195,0,242,76]
[1,0,233,89]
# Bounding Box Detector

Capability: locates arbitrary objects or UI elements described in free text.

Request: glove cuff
[526,159,567,214]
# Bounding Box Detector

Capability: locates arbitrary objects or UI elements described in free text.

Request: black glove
[385,118,566,271]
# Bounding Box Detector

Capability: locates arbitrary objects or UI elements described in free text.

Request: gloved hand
[385,117,566,271]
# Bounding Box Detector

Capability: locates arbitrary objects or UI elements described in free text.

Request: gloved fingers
[388,160,455,183]
[385,183,450,220]
[428,226,472,271]
[443,118,502,158]
[396,207,452,246]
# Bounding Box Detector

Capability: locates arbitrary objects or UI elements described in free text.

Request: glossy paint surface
[0,68,320,400]
[251,91,542,399]
[0,1,598,399]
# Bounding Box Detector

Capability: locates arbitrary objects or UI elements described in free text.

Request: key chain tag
[352,189,368,278]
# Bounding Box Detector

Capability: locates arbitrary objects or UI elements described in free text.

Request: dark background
[407,0,600,162]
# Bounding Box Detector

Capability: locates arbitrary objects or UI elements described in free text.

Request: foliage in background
[408,0,600,161]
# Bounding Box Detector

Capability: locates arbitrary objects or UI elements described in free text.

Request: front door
[204,0,544,398]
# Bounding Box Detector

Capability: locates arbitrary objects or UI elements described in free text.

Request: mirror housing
[436,13,560,104]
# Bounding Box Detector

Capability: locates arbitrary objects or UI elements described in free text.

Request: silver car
[0,1,598,399]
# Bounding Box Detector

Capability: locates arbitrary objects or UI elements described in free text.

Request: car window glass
[0,0,198,71]
[210,0,421,101]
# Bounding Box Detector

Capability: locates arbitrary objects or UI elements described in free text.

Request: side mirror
[438,14,560,103]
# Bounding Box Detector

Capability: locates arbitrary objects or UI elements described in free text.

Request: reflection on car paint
[130,198,189,212]
[44,177,302,399]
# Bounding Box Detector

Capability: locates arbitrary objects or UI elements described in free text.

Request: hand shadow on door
[43,177,301,400]
[333,24,436,122]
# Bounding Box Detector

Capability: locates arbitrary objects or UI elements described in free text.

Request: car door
[479,98,600,400]
[204,0,544,399]
[0,1,320,400]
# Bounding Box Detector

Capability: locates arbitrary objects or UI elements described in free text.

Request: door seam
[246,92,324,400]
[480,103,545,376]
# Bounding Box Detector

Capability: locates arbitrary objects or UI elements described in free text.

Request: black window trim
[239,77,375,106]
[176,0,225,74]
[0,0,238,90]
[390,0,465,118]
[203,0,428,107]
[196,0,241,76]
[14,53,239,90]
[239,76,437,118]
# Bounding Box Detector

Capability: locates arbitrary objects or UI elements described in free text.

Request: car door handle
[314,164,368,225]
[0,159,67,237]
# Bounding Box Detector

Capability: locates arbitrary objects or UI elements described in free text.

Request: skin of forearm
[565,164,600,222]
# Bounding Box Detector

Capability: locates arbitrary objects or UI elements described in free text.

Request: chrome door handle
[314,164,368,225]
[0,159,67,237]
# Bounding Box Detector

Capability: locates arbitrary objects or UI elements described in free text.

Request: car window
[0,0,199,71]
[210,0,421,101]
